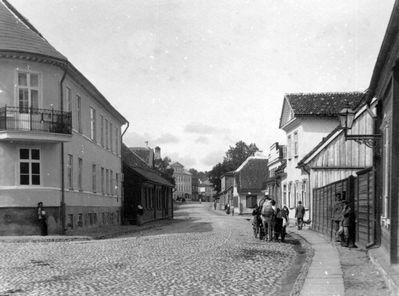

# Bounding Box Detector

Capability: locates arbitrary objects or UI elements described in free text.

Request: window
[67,214,74,229]
[115,173,119,197]
[101,167,105,195]
[115,127,119,154]
[287,135,292,159]
[283,184,287,206]
[105,119,109,150]
[92,164,97,193]
[90,107,96,141]
[245,195,257,208]
[110,122,113,152]
[78,158,83,191]
[105,169,109,195]
[65,87,72,112]
[288,182,293,207]
[100,115,104,147]
[294,131,298,157]
[77,95,82,133]
[17,72,40,112]
[78,213,83,227]
[110,169,114,195]
[19,148,40,185]
[67,154,73,190]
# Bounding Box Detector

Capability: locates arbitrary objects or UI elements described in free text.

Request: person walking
[280,206,289,242]
[295,201,305,230]
[137,204,144,226]
[37,202,47,236]
[214,200,217,210]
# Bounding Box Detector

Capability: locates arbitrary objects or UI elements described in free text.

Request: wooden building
[364,0,399,264]
[122,144,173,225]
[297,103,375,247]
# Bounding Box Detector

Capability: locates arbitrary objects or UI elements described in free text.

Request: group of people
[252,196,290,242]
[332,193,356,248]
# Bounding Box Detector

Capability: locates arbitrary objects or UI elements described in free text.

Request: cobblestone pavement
[0,203,303,296]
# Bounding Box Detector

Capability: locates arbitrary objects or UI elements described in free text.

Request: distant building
[198,179,216,202]
[233,156,269,215]
[122,144,173,225]
[264,143,286,207]
[218,172,235,209]
[170,162,192,200]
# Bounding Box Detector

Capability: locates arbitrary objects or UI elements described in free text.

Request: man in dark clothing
[295,201,305,230]
[37,202,47,236]
[332,193,344,241]
[341,201,356,248]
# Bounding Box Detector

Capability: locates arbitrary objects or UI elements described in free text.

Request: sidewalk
[289,225,392,296]
[0,219,175,243]
[288,227,345,296]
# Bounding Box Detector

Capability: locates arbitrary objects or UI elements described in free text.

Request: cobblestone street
[0,203,302,295]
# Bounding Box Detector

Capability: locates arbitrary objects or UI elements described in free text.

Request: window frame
[18,147,41,186]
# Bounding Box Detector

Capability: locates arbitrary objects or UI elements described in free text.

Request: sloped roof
[280,92,365,128]
[129,147,152,165]
[0,0,66,61]
[122,144,173,187]
[235,157,268,194]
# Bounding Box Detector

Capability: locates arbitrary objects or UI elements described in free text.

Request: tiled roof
[286,92,365,117]
[122,144,173,187]
[129,147,152,165]
[235,157,268,194]
[0,0,66,61]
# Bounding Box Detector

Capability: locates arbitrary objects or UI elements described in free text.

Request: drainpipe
[302,164,311,225]
[60,63,68,234]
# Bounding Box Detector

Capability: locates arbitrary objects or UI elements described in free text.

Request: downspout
[302,164,311,225]
[60,62,68,234]
[120,121,129,224]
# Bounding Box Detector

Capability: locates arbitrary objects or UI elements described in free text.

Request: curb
[288,231,315,296]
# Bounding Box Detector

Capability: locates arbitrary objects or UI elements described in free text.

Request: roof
[0,0,66,61]
[235,157,268,194]
[129,147,153,165]
[122,144,173,187]
[0,0,128,125]
[280,92,365,128]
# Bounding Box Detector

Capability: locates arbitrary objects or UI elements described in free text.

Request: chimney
[155,146,161,160]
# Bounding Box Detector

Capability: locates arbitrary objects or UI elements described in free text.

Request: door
[16,72,39,130]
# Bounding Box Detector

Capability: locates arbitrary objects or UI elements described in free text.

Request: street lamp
[338,106,381,148]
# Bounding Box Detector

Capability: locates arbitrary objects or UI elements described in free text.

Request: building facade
[264,143,286,207]
[171,162,192,200]
[279,92,364,219]
[122,144,173,225]
[233,156,268,215]
[0,1,127,235]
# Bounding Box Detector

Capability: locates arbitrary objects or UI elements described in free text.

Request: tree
[207,141,260,193]
[189,168,207,181]
[154,156,175,185]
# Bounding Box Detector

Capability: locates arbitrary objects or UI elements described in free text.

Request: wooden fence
[312,167,377,248]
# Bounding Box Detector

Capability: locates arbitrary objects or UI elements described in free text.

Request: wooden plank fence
[312,167,377,247]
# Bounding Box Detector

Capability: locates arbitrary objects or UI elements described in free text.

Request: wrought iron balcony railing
[0,106,72,135]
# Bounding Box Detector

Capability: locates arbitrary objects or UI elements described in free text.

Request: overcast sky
[9,0,395,171]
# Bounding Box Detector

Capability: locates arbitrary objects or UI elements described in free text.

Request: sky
[9,0,395,171]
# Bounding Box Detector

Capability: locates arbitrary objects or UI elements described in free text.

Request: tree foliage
[154,156,175,185]
[207,141,259,193]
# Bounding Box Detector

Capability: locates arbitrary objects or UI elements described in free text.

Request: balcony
[0,106,72,142]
